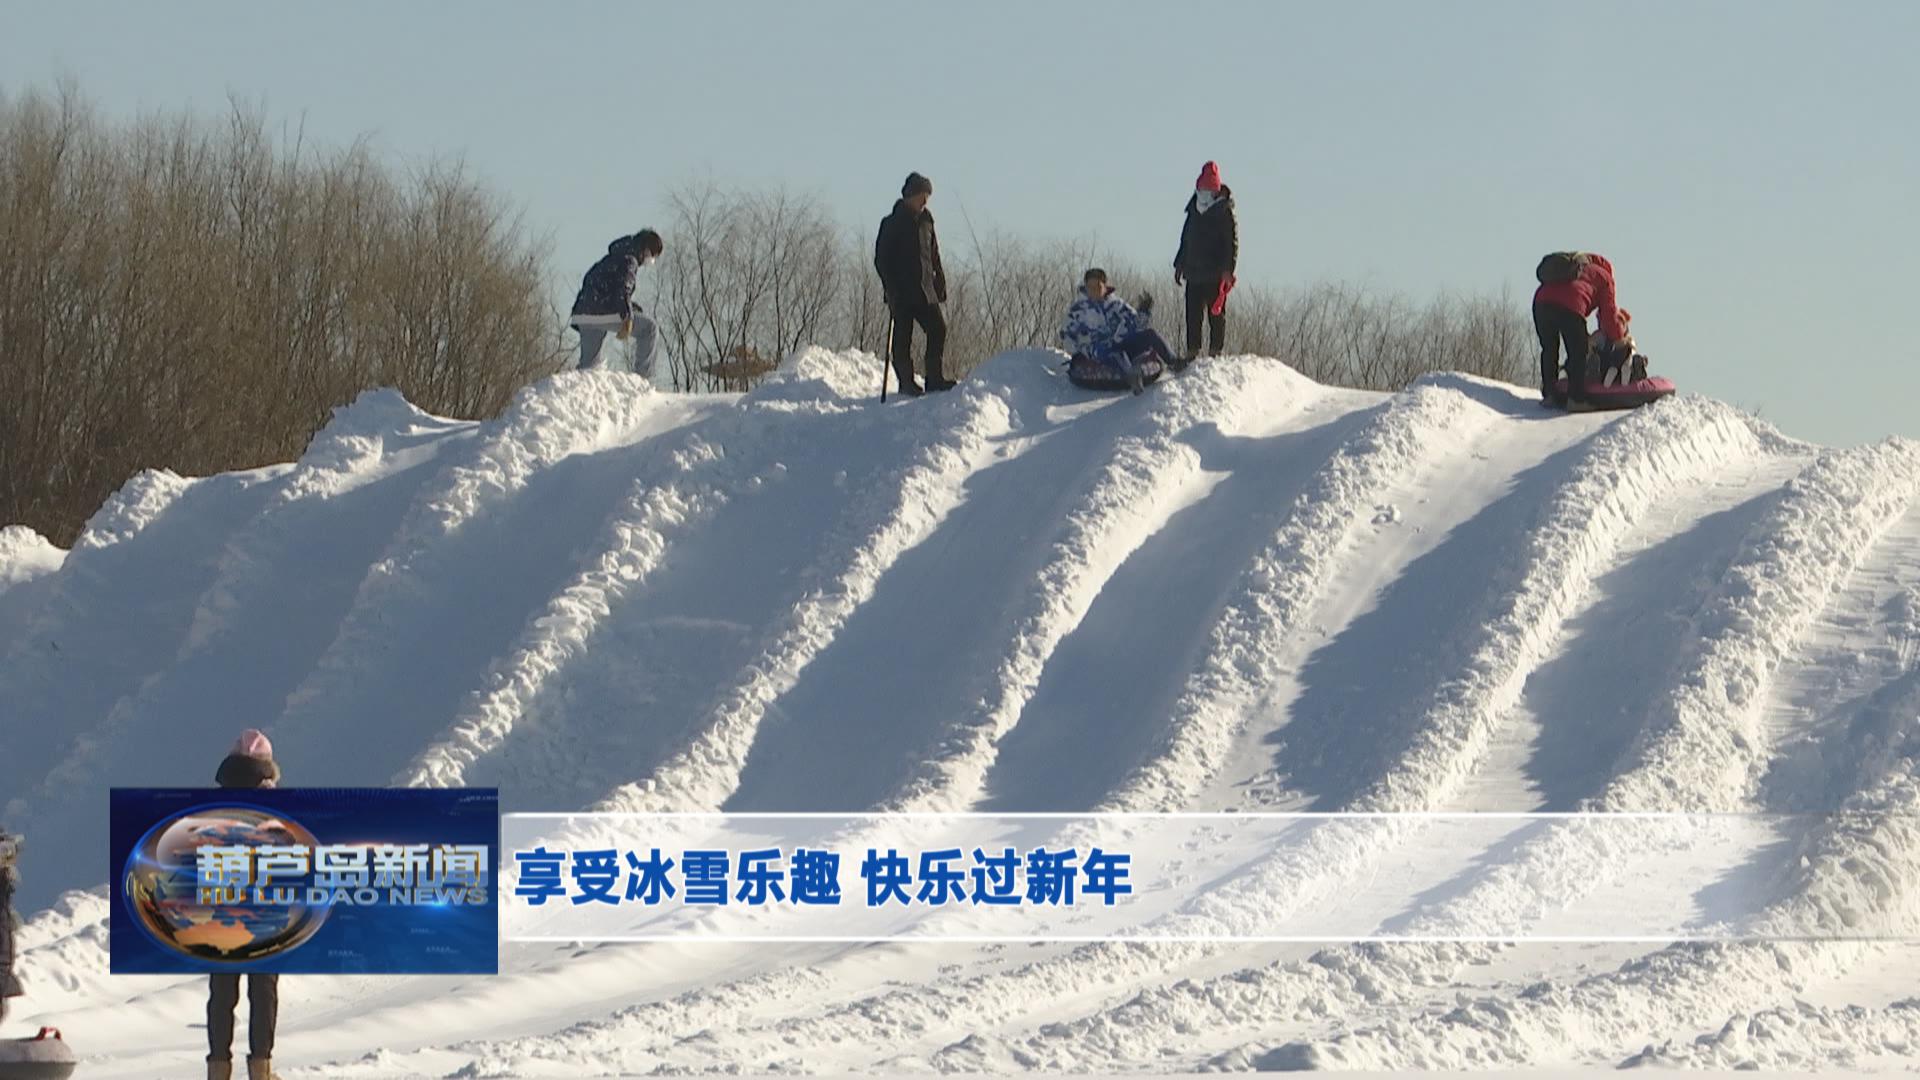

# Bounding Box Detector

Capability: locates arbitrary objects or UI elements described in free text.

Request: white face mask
[1195,190,1219,212]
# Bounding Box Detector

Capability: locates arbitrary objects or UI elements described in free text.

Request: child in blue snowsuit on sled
[1059,268,1177,394]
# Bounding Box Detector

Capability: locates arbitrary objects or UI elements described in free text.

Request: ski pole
[880,311,893,402]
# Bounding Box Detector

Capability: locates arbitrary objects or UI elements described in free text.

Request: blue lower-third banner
[109,787,499,974]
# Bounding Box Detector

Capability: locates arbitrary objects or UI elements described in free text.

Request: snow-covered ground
[3,348,1918,1076]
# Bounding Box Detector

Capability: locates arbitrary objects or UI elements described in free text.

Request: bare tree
[0,82,564,545]
[1,94,1540,547]
[653,183,844,392]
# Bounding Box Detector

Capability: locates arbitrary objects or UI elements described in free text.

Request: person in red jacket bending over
[1533,251,1627,409]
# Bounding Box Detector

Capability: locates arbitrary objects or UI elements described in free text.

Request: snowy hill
[3,348,1919,1076]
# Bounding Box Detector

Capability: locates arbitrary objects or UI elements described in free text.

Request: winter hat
[232,728,274,760]
[1195,161,1222,193]
[902,171,933,198]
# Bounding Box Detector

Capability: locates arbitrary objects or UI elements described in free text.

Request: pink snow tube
[1552,376,1677,411]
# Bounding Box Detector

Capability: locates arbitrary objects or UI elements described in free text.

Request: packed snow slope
[4,348,1920,1076]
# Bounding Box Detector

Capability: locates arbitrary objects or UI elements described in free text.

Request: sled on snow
[1064,353,1165,393]
[1550,375,1677,411]
[0,1029,77,1080]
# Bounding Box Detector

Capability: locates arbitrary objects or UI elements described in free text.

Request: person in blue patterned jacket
[1058,268,1177,394]
[569,229,664,376]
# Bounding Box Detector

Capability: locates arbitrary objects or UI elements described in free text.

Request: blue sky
[4,0,1913,446]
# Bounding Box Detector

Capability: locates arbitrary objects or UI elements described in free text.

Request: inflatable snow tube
[1066,355,1165,392]
[1552,375,1677,411]
[0,1029,77,1080]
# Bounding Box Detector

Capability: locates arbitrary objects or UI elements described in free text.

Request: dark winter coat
[874,200,947,308]
[1,841,22,1011]
[1534,253,1626,342]
[216,752,280,789]
[570,235,647,328]
[1174,186,1238,282]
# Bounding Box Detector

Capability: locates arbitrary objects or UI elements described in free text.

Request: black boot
[892,361,923,396]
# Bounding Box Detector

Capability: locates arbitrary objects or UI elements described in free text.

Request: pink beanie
[233,728,274,759]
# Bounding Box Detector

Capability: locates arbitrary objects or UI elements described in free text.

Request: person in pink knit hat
[215,729,279,790]
[1172,160,1238,370]
[207,729,281,1080]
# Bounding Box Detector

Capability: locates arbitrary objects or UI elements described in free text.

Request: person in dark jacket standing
[207,730,282,1080]
[0,831,21,1023]
[570,229,665,377]
[1532,251,1626,409]
[1172,161,1238,371]
[874,172,951,395]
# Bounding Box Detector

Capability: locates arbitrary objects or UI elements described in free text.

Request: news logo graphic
[110,788,498,975]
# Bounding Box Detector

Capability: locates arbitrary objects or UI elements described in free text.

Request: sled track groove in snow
[394,374,879,795]
[9,392,478,901]
[12,352,1920,1076]
[277,375,693,786]
[976,438,1874,1073]
[448,383,1754,1075]
[1095,373,1515,815]
[884,357,1327,815]
[584,362,1031,815]
[1234,437,1920,1070]
[905,396,1789,1071]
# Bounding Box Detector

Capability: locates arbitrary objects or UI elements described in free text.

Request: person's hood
[607,234,642,257]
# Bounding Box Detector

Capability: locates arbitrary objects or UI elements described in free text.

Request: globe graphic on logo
[123,806,329,963]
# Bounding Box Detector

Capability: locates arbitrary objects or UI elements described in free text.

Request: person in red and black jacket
[1533,252,1627,407]
[1173,161,1238,370]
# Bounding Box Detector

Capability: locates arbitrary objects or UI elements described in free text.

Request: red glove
[1209,274,1236,317]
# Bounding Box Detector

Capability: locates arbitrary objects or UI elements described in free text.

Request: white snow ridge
[3,349,1919,1077]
